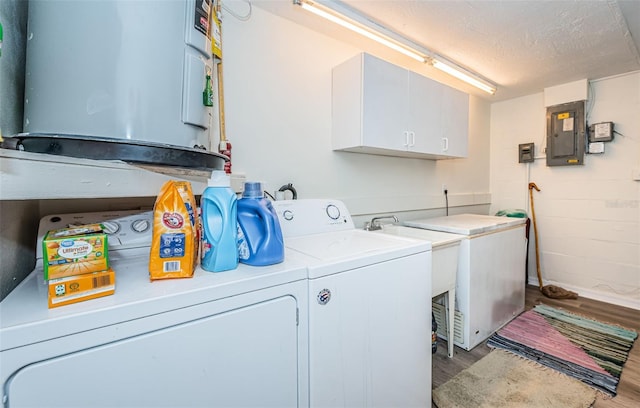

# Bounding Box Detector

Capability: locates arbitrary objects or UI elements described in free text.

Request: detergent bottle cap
[242,182,263,198]
[208,170,230,187]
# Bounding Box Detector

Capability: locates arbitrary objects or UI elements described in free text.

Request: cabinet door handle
[442,137,449,152]
[403,131,410,147]
[409,131,416,147]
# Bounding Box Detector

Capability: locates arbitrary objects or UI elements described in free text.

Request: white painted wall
[222,4,491,224]
[490,73,640,310]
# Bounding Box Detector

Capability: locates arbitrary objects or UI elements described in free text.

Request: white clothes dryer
[1,211,310,408]
[273,199,433,408]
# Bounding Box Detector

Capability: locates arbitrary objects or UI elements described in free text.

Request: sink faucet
[364,215,399,231]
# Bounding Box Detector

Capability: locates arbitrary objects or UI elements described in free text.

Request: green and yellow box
[43,224,109,280]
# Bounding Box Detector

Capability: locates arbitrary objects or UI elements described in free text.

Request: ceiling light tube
[295,0,426,63]
[294,0,497,95]
[432,59,496,95]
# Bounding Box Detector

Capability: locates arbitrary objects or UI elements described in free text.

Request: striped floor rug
[487,304,637,396]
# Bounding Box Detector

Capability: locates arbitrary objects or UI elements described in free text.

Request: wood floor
[432,285,640,408]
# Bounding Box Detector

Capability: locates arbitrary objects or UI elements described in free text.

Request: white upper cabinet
[332,53,469,159]
[440,82,469,158]
[360,55,408,151]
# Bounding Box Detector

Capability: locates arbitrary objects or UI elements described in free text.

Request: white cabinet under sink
[332,53,469,159]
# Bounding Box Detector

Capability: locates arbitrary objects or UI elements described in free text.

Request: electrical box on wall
[518,143,534,163]
[588,122,614,142]
[587,142,605,154]
[546,101,585,166]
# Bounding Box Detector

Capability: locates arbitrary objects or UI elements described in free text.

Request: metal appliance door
[4,295,299,408]
[307,252,432,407]
[456,225,527,350]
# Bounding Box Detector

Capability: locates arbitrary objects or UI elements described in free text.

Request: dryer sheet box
[42,224,109,280]
[48,268,116,309]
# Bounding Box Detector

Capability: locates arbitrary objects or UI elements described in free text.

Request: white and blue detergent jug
[237,182,285,266]
[200,171,238,272]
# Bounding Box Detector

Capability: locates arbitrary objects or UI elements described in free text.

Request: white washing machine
[273,199,433,408]
[0,211,310,408]
[404,214,527,351]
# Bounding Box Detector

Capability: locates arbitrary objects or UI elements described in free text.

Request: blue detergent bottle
[200,171,238,272]
[237,182,285,266]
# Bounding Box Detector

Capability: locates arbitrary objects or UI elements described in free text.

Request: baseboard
[527,277,640,311]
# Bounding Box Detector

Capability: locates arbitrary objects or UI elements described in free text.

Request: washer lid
[284,229,431,278]
[404,214,526,235]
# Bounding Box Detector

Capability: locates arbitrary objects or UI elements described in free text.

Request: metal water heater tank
[24,0,213,149]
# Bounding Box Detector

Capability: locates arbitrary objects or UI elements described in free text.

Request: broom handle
[217,61,226,143]
[528,183,543,290]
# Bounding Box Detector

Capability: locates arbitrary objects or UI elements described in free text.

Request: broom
[528,182,578,299]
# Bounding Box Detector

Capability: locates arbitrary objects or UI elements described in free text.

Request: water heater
[24,0,213,149]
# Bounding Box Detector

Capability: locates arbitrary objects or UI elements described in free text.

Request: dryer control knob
[131,219,150,233]
[283,210,294,221]
[102,221,121,235]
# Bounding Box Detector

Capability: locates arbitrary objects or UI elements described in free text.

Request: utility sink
[373,225,462,297]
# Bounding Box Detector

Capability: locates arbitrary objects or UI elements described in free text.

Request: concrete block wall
[490,73,640,310]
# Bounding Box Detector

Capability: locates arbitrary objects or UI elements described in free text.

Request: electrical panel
[546,101,585,166]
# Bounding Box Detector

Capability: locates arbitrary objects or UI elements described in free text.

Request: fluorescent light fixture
[294,0,497,95]
[432,59,497,95]
[296,0,426,62]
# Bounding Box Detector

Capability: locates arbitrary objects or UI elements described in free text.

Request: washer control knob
[131,219,150,233]
[101,221,120,235]
[283,210,294,221]
[326,204,341,220]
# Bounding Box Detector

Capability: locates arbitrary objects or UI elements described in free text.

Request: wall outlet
[442,184,447,194]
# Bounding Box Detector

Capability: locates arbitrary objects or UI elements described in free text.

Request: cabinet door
[408,72,444,154]
[361,54,409,151]
[440,86,469,158]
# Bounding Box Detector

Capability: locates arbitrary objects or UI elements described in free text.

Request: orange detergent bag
[149,180,199,280]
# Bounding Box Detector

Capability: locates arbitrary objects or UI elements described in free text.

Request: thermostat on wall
[588,122,614,142]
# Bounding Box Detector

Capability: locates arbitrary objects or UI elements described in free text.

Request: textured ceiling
[251,0,640,101]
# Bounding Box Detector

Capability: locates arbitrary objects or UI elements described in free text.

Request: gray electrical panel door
[546,101,585,166]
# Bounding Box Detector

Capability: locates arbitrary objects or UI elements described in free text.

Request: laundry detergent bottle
[237,182,285,266]
[200,170,238,272]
